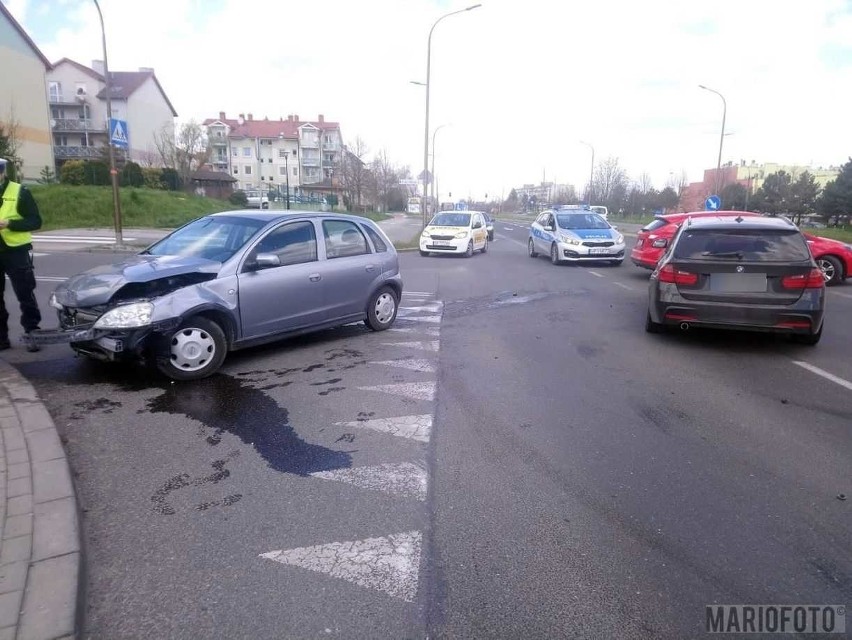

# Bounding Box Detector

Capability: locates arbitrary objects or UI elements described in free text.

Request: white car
[528,208,625,265]
[245,190,269,209]
[419,211,489,257]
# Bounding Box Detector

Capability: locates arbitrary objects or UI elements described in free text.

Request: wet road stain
[69,397,122,420]
[310,378,343,386]
[145,373,352,476]
[325,348,364,361]
[317,386,345,396]
[302,364,325,373]
[356,411,376,421]
[151,452,240,515]
[576,344,603,359]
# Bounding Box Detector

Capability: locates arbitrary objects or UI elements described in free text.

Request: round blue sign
[705,195,721,211]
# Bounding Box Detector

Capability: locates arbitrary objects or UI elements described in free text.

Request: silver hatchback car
[41,211,403,380]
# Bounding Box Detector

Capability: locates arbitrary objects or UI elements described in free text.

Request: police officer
[0,158,42,352]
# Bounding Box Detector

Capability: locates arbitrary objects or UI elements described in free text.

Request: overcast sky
[6,0,851,201]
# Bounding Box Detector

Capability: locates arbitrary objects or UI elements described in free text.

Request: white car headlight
[94,302,154,329]
[615,233,624,244]
[454,231,469,239]
[421,229,431,237]
[49,293,63,310]
[560,234,580,245]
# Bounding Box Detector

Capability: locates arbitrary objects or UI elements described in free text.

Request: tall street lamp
[421,4,481,227]
[93,0,123,246]
[430,123,451,207]
[699,84,727,197]
[279,134,291,210]
[579,140,594,204]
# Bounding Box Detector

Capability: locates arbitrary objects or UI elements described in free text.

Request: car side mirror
[544,225,554,232]
[612,225,619,230]
[473,222,482,229]
[247,252,281,271]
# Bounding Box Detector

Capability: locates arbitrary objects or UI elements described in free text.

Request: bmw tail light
[651,238,668,248]
[781,268,825,290]
[658,264,698,285]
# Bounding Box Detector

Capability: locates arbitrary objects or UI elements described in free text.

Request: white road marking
[587,270,605,278]
[387,327,441,337]
[613,282,633,290]
[357,382,436,401]
[36,276,67,282]
[504,236,529,248]
[503,226,515,231]
[829,290,852,300]
[311,462,427,501]
[792,361,852,391]
[336,414,432,442]
[397,304,443,316]
[32,236,138,244]
[395,315,442,324]
[370,359,436,373]
[403,291,436,297]
[32,252,48,257]
[380,341,440,352]
[261,531,422,602]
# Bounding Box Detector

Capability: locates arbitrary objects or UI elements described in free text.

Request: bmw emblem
[736,266,744,273]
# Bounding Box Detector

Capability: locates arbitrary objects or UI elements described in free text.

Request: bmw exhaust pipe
[679,322,690,331]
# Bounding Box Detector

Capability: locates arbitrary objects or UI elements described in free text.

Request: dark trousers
[0,249,41,337]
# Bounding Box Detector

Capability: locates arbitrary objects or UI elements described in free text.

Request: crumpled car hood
[53,255,222,307]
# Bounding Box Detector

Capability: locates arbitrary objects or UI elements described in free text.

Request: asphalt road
[4,223,851,639]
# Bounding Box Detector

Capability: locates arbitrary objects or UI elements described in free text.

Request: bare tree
[370,150,400,213]
[340,137,370,211]
[592,156,628,203]
[637,171,653,194]
[153,120,209,185]
[666,169,690,198]
[0,109,24,180]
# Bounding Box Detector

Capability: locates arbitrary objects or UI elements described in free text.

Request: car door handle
[365,264,376,272]
[309,273,322,282]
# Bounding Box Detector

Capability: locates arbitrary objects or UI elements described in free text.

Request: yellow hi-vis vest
[0,181,33,247]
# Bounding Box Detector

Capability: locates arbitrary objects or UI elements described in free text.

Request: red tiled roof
[1,2,51,68]
[202,115,340,140]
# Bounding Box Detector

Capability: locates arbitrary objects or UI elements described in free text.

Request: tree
[229,190,248,206]
[657,186,679,212]
[38,165,57,184]
[60,160,86,185]
[817,158,852,224]
[666,169,689,200]
[788,171,820,223]
[340,138,370,212]
[552,185,577,205]
[0,115,23,181]
[504,188,519,211]
[83,161,110,185]
[751,170,792,214]
[154,120,209,186]
[161,167,181,191]
[637,171,653,195]
[370,150,404,213]
[121,161,144,187]
[720,183,747,210]
[593,156,629,212]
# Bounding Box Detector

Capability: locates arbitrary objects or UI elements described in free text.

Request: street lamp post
[421,4,481,227]
[93,0,123,246]
[579,140,594,204]
[430,123,451,207]
[278,134,291,210]
[699,84,727,197]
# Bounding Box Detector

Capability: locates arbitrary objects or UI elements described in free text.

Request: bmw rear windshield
[673,229,811,262]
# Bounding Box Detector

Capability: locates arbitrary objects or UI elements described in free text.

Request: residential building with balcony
[201,112,343,202]
[46,59,177,169]
[0,3,54,181]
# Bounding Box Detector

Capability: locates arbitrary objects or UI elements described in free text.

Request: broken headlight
[94,302,154,329]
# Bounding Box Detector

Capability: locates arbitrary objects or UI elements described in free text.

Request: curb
[0,359,81,640]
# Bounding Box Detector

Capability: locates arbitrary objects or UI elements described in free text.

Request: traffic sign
[704,195,721,211]
[109,118,129,149]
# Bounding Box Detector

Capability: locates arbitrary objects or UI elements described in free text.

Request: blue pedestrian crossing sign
[109,118,129,149]
[704,194,721,211]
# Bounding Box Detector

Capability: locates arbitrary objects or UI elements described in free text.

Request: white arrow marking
[261,531,422,602]
[336,414,432,442]
[380,341,439,352]
[311,462,427,500]
[357,382,436,401]
[370,359,436,373]
[396,315,442,324]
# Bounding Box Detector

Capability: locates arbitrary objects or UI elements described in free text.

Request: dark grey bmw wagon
[646,215,825,344]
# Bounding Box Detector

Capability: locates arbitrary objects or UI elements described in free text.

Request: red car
[631,211,852,286]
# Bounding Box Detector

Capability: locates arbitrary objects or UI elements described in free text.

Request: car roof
[683,215,799,231]
[658,210,760,222]
[208,210,379,225]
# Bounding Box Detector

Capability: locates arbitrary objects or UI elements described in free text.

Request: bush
[60,160,86,185]
[121,161,144,187]
[142,167,163,189]
[161,168,181,191]
[229,190,248,206]
[326,194,339,207]
[83,161,110,185]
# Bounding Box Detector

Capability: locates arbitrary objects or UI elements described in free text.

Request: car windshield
[431,213,471,227]
[642,218,670,232]
[556,213,610,230]
[145,215,267,261]
[673,229,811,261]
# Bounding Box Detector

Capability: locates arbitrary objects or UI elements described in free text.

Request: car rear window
[673,229,811,262]
[642,218,669,232]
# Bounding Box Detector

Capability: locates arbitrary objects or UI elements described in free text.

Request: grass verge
[393,230,424,251]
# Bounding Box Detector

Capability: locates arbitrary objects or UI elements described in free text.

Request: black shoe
[24,330,41,353]
[0,340,10,351]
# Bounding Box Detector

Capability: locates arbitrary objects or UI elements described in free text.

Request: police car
[528,206,625,265]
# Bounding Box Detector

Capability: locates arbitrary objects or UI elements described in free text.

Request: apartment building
[202,112,343,201]
[46,59,177,169]
[0,2,53,181]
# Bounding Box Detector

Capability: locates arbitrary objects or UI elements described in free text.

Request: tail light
[781,268,825,290]
[658,264,698,285]
[651,238,668,248]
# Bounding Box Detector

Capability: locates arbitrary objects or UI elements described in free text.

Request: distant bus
[407,197,421,214]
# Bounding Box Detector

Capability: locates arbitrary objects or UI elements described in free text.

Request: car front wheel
[365,286,398,331]
[816,255,843,286]
[528,238,538,258]
[156,316,228,381]
[550,243,560,265]
[465,241,474,258]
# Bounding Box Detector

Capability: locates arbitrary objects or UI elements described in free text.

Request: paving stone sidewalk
[0,359,80,640]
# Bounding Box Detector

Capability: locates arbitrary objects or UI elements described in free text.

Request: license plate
[433,240,452,246]
[589,247,610,255]
[709,273,767,292]
[636,239,644,247]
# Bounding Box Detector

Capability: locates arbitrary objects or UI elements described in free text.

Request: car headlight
[93,302,154,329]
[421,229,431,238]
[49,293,63,310]
[615,233,624,244]
[454,231,469,239]
[560,234,580,245]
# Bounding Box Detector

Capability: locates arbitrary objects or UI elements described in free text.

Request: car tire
[365,286,398,331]
[156,316,228,381]
[465,241,474,258]
[488,231,494,241]
[645,311,664,334]
[792,325,822,346]
[419,250,430,257]
[610,260,623,266]
[550,243,560,265]
[481,238,488,254]
[816,255,843,286]
[528,239,538,258]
